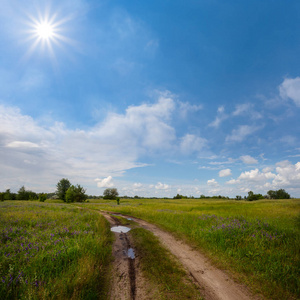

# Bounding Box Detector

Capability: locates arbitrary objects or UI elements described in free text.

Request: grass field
[0,201,113,299]
[1,199,299,300]
[80,198,300,300]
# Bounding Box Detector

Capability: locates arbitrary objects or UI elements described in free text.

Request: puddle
[127,248,135,259]
[127,218,132,221]
[111,226,131,233]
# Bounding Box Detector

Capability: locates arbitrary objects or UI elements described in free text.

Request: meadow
[0,201,113,299]
[80,198,300,300]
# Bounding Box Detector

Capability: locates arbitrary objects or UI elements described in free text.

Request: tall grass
[0,201,113,299]
[81,198,300,300]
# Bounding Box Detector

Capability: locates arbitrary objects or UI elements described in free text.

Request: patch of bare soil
[101,212,158,300]
[106,212,262,300]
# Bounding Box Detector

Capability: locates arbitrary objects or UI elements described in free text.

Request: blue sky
[1,0,300,197]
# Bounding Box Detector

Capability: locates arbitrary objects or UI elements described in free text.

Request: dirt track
[102,212,157,300]
[101,211,261,300]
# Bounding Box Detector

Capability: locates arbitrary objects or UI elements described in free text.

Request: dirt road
[101,211,261,300]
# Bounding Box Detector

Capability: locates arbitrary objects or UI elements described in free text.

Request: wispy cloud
[240,155,258,164]
[155,182,170,190]
[219,169,232,177]
[209,105,228,128]
[178,101,203,118]
[180,134,208,155]
[279,77,300,107]
[226,125,260,142]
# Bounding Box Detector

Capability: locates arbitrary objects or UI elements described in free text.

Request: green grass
[0,201,113,299]
[80,198,300,300]
[130,227,202,299]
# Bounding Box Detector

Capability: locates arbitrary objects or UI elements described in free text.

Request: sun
[35,21,55,40]
[23,9,75,62]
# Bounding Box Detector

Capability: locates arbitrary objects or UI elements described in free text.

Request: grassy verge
[0,201,113,299]
[81,198,300,300]
[130,227,202,299]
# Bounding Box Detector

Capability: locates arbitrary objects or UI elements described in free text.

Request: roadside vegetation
[131,227,203,299]
[82,198,300,300]
[0,201,113,299]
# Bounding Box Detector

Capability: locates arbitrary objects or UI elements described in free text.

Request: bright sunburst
[35,22,55,40]
[24,9,73,61]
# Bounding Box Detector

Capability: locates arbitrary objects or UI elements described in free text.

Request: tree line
[0,181,292,202]
[0,179,120,203]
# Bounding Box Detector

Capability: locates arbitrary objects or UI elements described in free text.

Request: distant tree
[56,178,71,202]
[173,194,188,199]
[0,192,4,201]
[267,190,276,199]
[235,195,242,200]
[16,186,38,200]
[200,194,206,199]
[103,188,119,200]
[65,185,87,203]
[17,186,27,200]
[267,189,290,199]
[247,191,264,201]
[39,193,47,202]
[4,189,16,200]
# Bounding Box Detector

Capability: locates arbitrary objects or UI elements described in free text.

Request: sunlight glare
[36,22,54,39]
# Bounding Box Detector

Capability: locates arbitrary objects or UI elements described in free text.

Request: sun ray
[20,7,78,67]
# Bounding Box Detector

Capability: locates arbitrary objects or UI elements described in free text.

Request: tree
[4,189,16,200]
[103,188,119,200]
[17,186,27,200]
[16,186,38,200]
[65,185,87,203]
[267,189,290,199]
[56,178,71,202]
[39,193,47,202]
[247,191,264,201]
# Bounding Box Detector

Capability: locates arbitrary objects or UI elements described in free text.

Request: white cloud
[240,155,258,164]
[133,182,142,188]
[178,101,203,118]
[226,179,239,185]
[180,134,207,155]
[219,169,232,177]
[95,176,114,188]
[155,182,170,190]
[0,95,177,192]
[226,125,259,142]
[209,158,236,165]
[209,105,228,128]
[272,160,300,188]
[232,103,262,119]
[279,77,300,106]
[207,179,218,186]
[238,169,276,182]
[233,103,251,116]
[262,167,273,173]
[6,141,39,148]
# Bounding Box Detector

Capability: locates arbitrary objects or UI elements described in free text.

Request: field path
[103,211,261,300]
[101,211,156,300]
